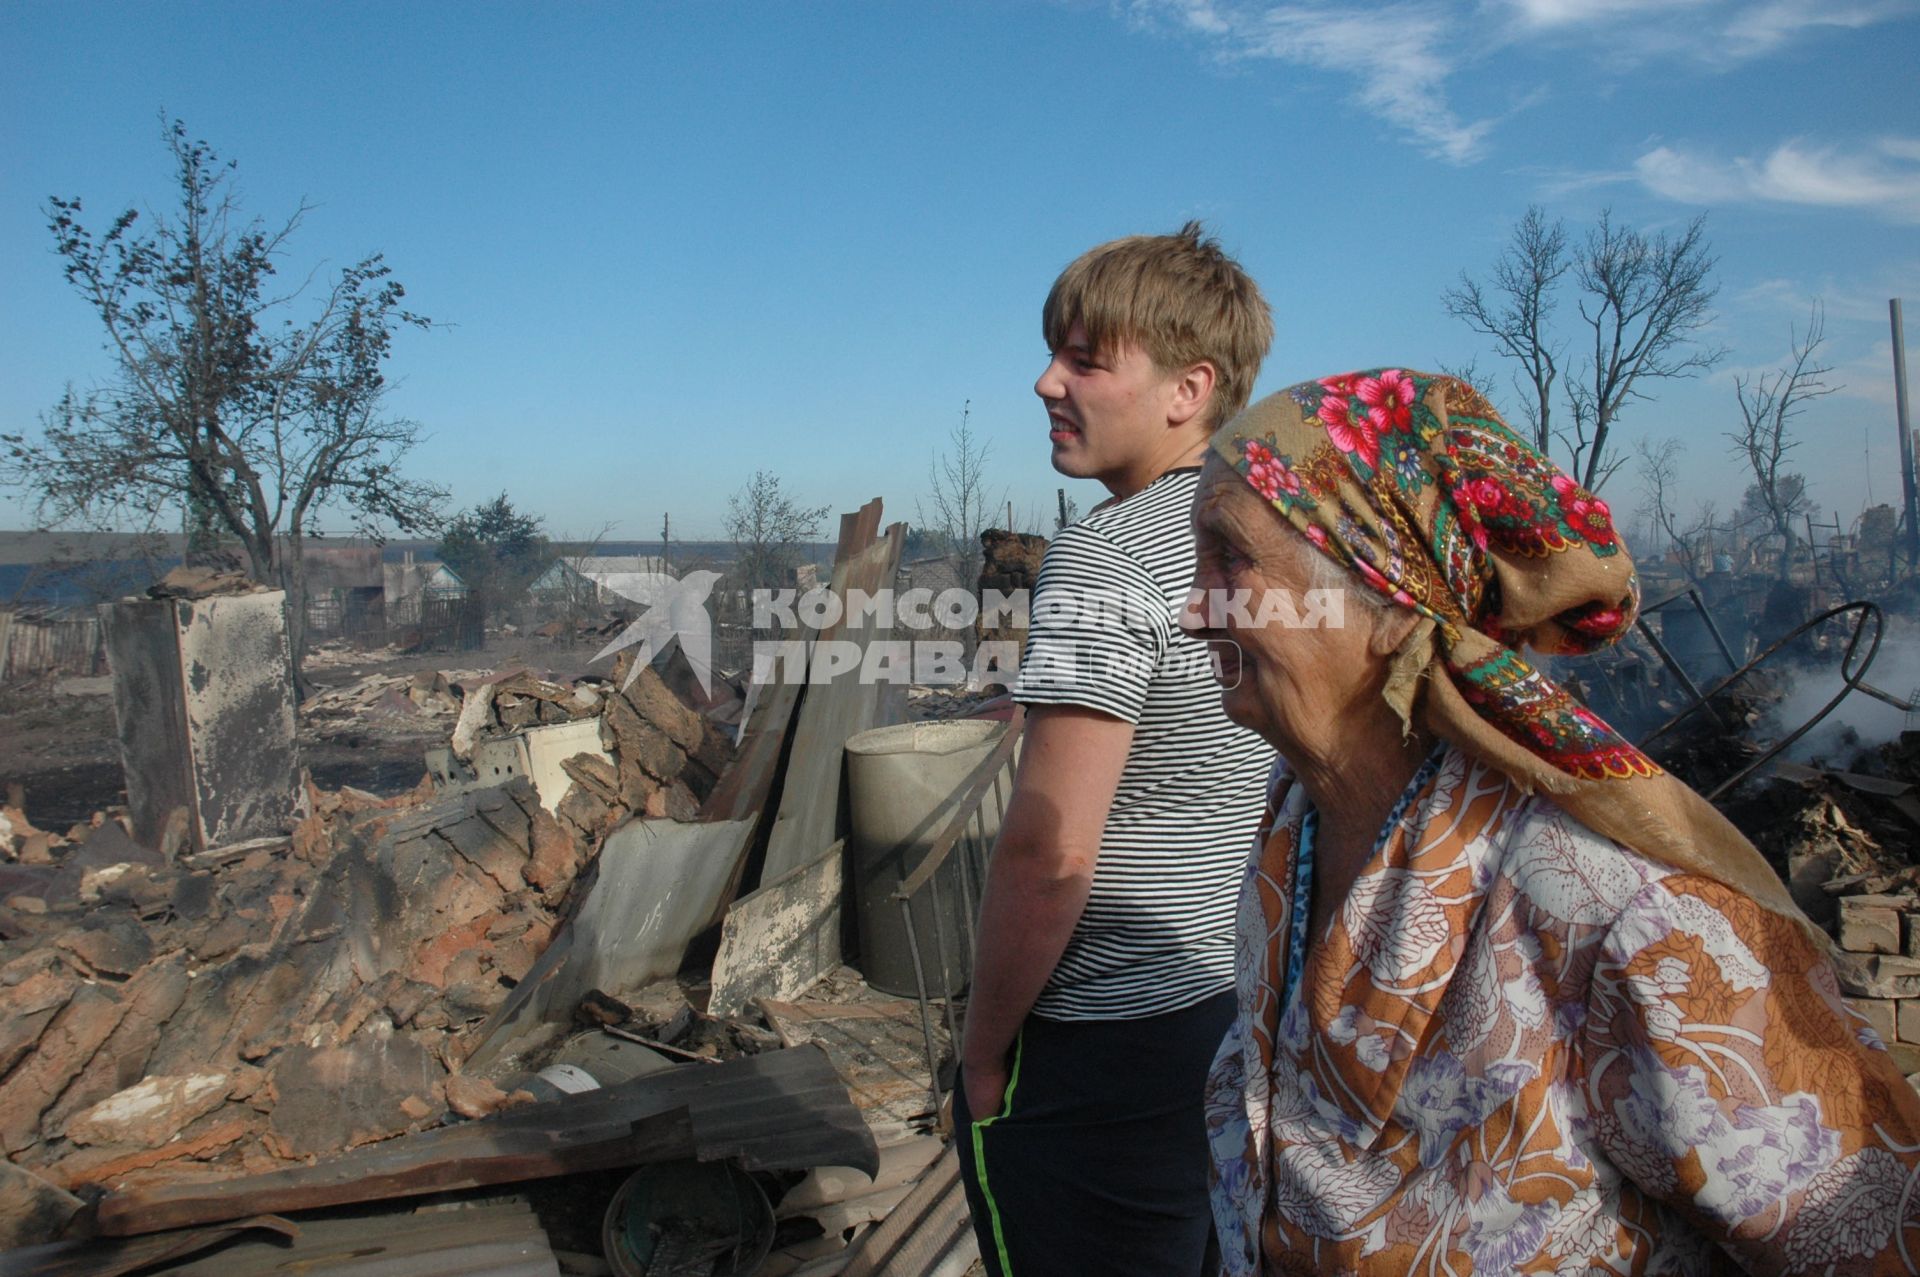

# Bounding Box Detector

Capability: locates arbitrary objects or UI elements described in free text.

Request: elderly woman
[1183,370,1920,1275]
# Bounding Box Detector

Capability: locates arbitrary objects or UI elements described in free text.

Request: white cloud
[1134,1,1497,163]
[1719,0,1914,61]
[1633,138,1920,222]
[1502,0,1714,30]
[1123,0,1917,170]
[1488,0,1915,66]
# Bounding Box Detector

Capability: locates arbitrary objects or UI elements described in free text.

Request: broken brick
[0,982,128,1154]
[49,1114,256,1192]
[618,661,705,752]
[44,954,191,1137]
[64,1072,233,1148]
[56,912,154,978]
[601,695,684,784]
[264,1036,446,1159]
[435,813,527,895]
[443,1073,520,1120]
[1838,895,1905,954]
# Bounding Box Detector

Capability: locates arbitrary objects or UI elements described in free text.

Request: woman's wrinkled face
[1182,453,1394,753]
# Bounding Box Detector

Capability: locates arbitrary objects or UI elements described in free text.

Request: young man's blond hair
[1041,220,1273,432]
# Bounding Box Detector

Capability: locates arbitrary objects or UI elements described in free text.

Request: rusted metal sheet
[461,817,755,1069]
[93,1045,874,1237]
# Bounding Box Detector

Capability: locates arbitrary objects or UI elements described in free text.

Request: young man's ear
[1165,361,1218,428]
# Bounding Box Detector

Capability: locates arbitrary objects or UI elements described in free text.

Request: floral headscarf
[1214,369,1809,928]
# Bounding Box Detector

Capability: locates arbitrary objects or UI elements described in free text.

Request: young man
[954,224,1274,1277]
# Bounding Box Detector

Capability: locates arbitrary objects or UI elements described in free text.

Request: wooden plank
[759,512,906,885]
[708,841,846,1018]
[695,498,893,930]
[758,996,920,1028]
[760,998,941,1137]
[94,1045,876,1238]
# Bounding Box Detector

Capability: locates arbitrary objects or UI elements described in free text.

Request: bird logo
[590,570,723,694]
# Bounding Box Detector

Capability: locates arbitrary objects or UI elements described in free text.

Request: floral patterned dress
[1206,746,1920,1275]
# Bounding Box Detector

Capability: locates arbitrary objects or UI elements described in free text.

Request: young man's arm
[959,703,1135,1119]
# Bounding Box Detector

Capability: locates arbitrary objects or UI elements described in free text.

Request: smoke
[1773,617,1920,766]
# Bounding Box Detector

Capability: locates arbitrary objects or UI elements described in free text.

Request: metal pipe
[898,897,945,1115]
[1634,616,1732,731]
[1687,589,1740,673]
[956,826,977,955]
[1636,601,1895,799]
[927,870,961,1072]
[1894,299,1917,569]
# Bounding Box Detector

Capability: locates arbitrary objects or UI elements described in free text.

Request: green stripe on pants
[969,1030,1026,1276]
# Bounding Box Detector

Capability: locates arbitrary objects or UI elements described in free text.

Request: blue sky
[3,0,1917,546]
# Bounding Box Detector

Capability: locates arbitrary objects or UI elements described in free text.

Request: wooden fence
[0,610,108,683]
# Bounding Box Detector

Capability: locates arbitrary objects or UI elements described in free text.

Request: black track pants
[953,991,1234,1277]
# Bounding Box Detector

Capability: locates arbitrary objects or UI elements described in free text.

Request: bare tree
[918,401,1006,590]
[1564,212,1724,489]
[1442,206,1567,454]
[545,520,620,628]
[1635,436,1713,588]
[1,120,444,671]
[1446,207,1723,490]
[1726,305,1836,579]
[726,470,829,595]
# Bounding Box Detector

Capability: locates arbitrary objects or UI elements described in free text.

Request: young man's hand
[962,1058,1010,1123]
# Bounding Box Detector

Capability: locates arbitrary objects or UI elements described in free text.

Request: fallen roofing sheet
[514,817,755,1023]
[5,1200,561,1277]
[91,1044,877,1237]
[0,1216,299,1277]
[164,1199,562,1277]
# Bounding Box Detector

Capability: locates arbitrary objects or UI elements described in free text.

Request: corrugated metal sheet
[838,1149,976,1277]
[6,1202,562,1277]
[160,1200,560,1277]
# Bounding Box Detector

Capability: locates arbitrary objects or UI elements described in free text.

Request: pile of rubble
[299,669,468,731]
[1,779,572,1198]
[445,658,736,843]
[1,499,999,1275]
[0,647,742,1198]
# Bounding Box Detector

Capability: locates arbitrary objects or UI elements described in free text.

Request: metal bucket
[601,1159,774,1277]
[844,720,1009,997]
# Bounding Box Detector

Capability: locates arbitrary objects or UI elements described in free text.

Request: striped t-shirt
[1013,466,1274,1021]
